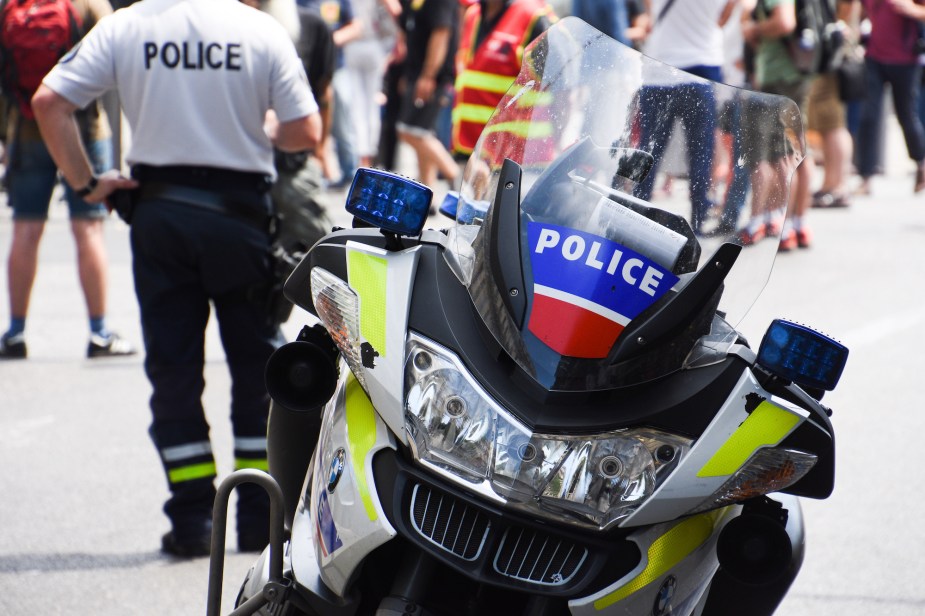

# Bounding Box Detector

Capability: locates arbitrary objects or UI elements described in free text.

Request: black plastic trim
[290,232,760,440]
[372,448,641,599]
[609,243,741,365]
[283,228,397,316]
[488,160,527,327]
[408,242,751,436]
[703,493,805,616]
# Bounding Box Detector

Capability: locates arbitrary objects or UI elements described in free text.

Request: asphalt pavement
[1,134,924,614]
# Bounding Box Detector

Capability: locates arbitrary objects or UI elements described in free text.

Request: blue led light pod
[345,168,433,236]
[756,319,848,391]
[438,191,490,224]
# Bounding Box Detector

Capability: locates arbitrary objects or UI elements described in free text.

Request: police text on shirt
[144,41,242,70]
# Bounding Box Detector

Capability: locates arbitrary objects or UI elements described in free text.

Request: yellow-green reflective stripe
[456,70,515,93]
[483,121,553,139]
[697,401,802,478]
[347,250,387,356]
[345,374,378,521]
[234,458,269,472]
[452,103,496,125]
[168,462,217,483]
[594,510,723,610]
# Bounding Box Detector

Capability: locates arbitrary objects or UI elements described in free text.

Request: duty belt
[139,182,274,234]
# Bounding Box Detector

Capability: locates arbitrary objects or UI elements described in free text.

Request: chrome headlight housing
[403,333,692,530]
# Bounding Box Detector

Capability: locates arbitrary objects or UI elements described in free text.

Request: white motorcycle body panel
[341,240,421,445]
[289,236,441,597]
[289,368,398,596]
[623,370,809,527]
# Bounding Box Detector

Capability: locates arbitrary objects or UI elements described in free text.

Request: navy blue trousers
[634,67,721,234]
[130,196,281,531]
[858,59,925,178]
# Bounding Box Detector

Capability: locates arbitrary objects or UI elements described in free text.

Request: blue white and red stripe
[526,222,678,359]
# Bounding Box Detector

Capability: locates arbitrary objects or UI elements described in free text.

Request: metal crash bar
[206,469,287,616]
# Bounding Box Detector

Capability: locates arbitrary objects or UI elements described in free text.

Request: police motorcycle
[206,17,848,616]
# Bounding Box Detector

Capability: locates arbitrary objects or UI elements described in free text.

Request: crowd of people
[0,0,922,559]
[289,0,925,253]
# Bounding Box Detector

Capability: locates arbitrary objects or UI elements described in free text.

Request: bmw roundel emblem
[328,448,346,493]
[653,575,676,616]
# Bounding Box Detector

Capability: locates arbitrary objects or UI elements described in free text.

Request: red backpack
[0,0,82,119]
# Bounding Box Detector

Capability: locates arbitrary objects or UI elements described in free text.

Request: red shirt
[862,0,923,64]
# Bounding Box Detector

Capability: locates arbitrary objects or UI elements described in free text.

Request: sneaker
[161,529,212,558]
[0,332,27,359]
[87,332,137,358]
[735,225,766,246]
[916,164,925,194]
[778,229,798,252]
[812,191,850,209]
[796,227,813,249]
[765,218,783,237]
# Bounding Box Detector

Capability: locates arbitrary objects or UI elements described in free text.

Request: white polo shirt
[644,0,729,71]
[43,0,318,178]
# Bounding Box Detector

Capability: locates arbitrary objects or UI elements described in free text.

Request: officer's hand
[86,169,139,209]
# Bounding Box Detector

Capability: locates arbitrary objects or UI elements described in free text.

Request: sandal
[812,191,850,208]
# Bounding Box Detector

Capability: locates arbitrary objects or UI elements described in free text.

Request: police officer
[33,0,321,558]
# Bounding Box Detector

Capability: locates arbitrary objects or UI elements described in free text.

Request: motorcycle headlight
[404,333,692,530]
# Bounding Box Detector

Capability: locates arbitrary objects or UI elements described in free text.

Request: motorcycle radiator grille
[493,527,588,586]
[410,484,490,561]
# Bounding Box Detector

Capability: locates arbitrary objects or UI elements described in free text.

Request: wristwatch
[75,175,98,198]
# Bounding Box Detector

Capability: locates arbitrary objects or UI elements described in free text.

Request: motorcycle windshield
[448,17,804,391]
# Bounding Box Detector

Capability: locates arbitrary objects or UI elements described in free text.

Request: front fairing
[449,17,805,391]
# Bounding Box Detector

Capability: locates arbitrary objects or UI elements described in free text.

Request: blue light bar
[438,191,490,223]
[345,168,432,236]
[757,319,848,391]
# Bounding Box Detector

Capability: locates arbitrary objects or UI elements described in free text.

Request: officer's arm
[32,85,91,187]
[32,84,136,203]
[271,111,322,153]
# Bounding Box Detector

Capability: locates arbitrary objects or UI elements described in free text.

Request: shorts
[7,137,112,221]
[395,78,453,137]
[740,80,811,167]
[762,79,812,126]
[806,73,846,133]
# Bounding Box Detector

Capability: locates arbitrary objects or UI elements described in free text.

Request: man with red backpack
[0,0,135,359]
